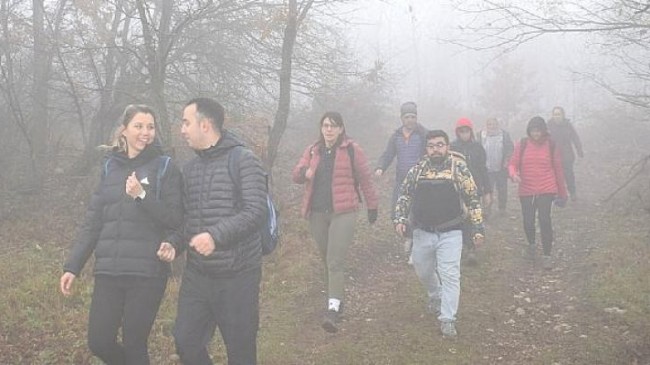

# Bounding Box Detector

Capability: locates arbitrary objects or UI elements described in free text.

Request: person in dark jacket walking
[509,116,567,270]
[375,102,427,259]
[477,117,514,216]
[164,98,267,365]
[292,111,378,333]
[450,117,490,264]
[548,106,584,201]
[60,104,183,365]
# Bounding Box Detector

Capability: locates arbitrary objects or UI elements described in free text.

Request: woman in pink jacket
[509,116,567,270]
[292,111,378,333]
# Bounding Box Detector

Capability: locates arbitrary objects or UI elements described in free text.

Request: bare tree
[450,0,650,108]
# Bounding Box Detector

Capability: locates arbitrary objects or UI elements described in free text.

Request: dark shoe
[525,244,537,261]
[322,309,340,333]
[440,320,457,338]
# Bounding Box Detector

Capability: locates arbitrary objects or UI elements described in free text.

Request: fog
[342,0,623,130]
[1,0,648,188]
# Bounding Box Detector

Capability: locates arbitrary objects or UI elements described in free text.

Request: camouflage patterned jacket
[393,151,484,239]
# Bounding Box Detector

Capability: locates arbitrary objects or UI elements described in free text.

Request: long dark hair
[318,111,346,146]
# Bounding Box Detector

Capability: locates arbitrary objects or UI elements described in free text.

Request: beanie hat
[526,116,548,137]
[400,102,417,117]
[455,117,474,131]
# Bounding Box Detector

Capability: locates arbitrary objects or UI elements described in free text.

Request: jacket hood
[196,130,246,159]
[455,117,475,141]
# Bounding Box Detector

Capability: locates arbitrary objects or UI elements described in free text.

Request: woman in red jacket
[292,111,378,333]
[509,116,567,270]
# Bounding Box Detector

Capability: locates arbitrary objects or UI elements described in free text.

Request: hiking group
[59,98,583,364]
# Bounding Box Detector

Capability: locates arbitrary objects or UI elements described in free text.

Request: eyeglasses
[322,123,340,130]
[426,142,447,149]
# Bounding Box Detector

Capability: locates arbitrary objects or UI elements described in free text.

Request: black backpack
[228,146,280,256]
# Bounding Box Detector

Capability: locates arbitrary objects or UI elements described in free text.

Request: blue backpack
[228,146,280,255]
[103,155,171,200]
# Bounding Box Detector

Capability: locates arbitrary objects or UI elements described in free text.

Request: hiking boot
[427,297,441,317]
[525,244,537,261]
[440,321,457,338]
[542,255,553,270]
[322,309,340,333]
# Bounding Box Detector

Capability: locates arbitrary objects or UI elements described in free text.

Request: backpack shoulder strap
[346,142,362,202]
[155,155,171,200]
[228,146,245,187]
[102,156,115,178]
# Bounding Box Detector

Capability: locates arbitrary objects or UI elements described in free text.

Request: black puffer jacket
[64,144,184,278]
[172,131,267,277]
[450,139,490,196]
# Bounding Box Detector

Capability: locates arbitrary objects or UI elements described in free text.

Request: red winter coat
[292,138,378,218]
[508,138,568,199]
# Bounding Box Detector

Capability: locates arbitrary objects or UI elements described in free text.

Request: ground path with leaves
[0,151,648,364]
[261,156,649,365]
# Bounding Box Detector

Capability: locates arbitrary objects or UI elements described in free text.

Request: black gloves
[367,209,378,225]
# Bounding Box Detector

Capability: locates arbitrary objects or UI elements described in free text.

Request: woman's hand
[125,172,144,199]
[60,272,76,296]
[304,167,315,180]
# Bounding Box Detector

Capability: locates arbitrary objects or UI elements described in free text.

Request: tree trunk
[29,0,50,189]
[266,0,299,172]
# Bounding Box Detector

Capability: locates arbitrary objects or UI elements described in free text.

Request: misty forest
[1,0,649,364]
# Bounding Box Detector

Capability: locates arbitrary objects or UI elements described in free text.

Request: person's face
[401,113,417,131]
[486,119,499,132]
[426,136,448,161]
[122,112,155,157]
[321,117,343,145]
[457,126,472,142]
[181,103,207,150]
[552,108,564,120]
[529,128,543,141]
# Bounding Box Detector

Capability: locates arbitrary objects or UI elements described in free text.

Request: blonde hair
[99,104,157,152]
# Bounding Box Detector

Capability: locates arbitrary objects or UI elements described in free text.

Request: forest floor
[0,139,648,364]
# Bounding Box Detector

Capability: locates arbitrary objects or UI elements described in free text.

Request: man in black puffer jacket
[164,98,267,365]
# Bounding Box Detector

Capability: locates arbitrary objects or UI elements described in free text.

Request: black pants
[174,266,261,365]
[519,194,555,255]
[87,275,167,365]
[563,161,576,197]
[488,170,509,211]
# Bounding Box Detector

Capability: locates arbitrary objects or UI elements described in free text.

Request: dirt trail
[286,156,648,365]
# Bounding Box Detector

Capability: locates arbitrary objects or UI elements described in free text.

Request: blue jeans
[411,229,463,322]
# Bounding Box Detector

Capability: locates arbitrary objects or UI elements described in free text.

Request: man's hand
[473,234,484,248]
[189,232,216,256]
[395,223,407,236]
[157,242,176,262]
[511,174,521,184]
[374,169,383,178]
[60,272,76,296]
